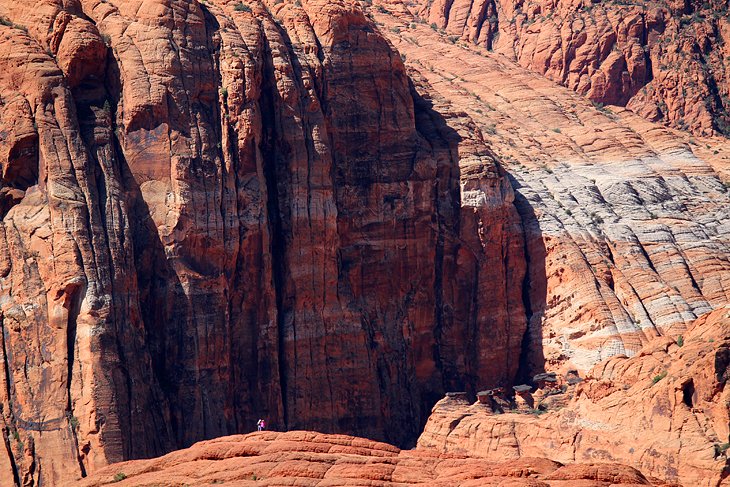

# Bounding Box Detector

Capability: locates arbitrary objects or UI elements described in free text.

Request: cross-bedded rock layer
[0,0,524,483]
[369,0,730,374]
[418,307,730,487]
[75,431,668,486]
[0,0,728,485]
[401,0,730,136]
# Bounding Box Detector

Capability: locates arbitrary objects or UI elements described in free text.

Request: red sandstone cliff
[405,0,730,136]
[0,0,728,485]
[0,0,525,484]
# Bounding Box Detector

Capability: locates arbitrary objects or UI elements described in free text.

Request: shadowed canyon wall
[0,0,729,485]
[0,0,525,483]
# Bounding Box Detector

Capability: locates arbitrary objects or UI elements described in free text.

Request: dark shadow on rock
[409,80,465,447]
[508,174,548,383]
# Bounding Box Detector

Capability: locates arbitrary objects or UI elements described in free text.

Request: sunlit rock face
[0,0,728,485]
[0,0,524,483]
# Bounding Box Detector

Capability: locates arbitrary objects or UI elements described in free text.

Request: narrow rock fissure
[1,426,19,487]
[259,33,290,430]
[637,240,658,275]
[0,322,21,487]
[627,281,656,330]
[512,186,541,381]
[442,0,456,30]
[64,285,87,478]
[641,14,654,85]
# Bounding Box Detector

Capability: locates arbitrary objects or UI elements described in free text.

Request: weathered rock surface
[371,2,730,374]
[400,0,730,136]
[75,430,667,486]
[418,307,730,487]
[0,0,525,484]
[0,0,728,485]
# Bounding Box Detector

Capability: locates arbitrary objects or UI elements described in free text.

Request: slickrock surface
[400,0,730,136]
[0,0,525,483]
[370,0,730,374]
[418,307,730,487]
[75,430,667,486]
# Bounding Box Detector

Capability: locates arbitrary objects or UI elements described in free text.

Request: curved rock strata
[0,0,524,483]
[418,308,730,487]
[370,2,730,374]
[0,0,728,484]
[391,0,730,136]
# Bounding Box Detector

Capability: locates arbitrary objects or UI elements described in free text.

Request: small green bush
[652,370,668,384]
[677,335,684,347]
[113,473,127,482]
[234,2,251,12]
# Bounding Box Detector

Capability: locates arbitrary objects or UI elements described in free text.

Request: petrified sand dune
[407,0,730,136]
[370,0,730,375]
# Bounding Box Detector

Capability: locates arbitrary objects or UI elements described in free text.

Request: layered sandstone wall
[402,0,730,136]
[370,0,730,374]
[0,0,525,484]
[0,0,728,485]
[418,308,730,487]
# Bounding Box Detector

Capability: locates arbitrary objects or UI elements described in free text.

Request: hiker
[257,418,265,431]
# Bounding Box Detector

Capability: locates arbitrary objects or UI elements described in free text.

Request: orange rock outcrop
[418,307,730,487]
[403,0,730,136]
[75,430,669,486]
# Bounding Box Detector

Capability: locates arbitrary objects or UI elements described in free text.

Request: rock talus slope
[0,0,524,484]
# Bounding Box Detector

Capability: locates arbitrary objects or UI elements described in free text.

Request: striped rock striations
[0,0,524,484]
[369,0,730,374]
[0,0,728,485]
[418,307,730,487]
[76,431,667,486]
[403,0,730,136]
